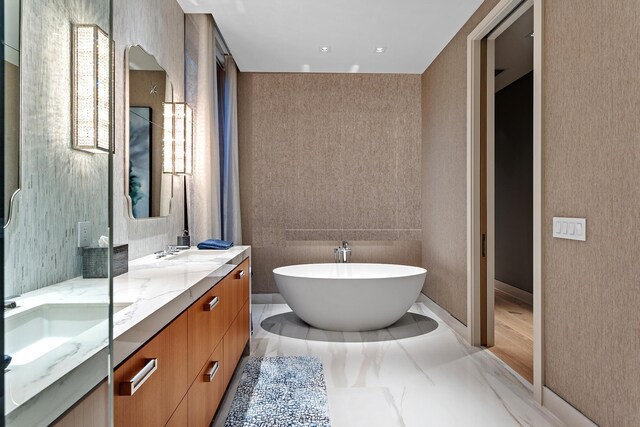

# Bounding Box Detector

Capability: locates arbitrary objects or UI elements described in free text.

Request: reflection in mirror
[127,45,173,219]
[3,0,21,227]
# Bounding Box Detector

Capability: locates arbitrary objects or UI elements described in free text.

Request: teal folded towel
[197,239,234,250]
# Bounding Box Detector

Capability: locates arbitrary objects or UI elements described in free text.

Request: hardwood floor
[489,289,533,383]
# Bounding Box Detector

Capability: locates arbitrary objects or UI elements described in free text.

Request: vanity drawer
[239,300,250,359]
[223,300,250,388]
[114,313,188,427]
[239,258,250,304]
[222,258,249,331]
[188,279,226,383]
[230,258,250,317]
[187,340,225,427]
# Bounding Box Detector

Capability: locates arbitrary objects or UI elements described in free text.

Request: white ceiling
[177,0,484,74]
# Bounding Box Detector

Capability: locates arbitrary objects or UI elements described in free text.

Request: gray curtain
[188,15,222,243]
[222,56,241,243]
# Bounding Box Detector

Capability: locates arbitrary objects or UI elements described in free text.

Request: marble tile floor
[215,303,563,427]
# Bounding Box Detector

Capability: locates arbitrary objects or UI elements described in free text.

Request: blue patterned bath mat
[224,356,331,427]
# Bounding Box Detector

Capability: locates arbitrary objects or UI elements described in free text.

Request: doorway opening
[485,5,534,383]
[466,0,543,400]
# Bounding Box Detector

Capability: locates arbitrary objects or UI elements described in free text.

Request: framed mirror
[3,0,21,228]
[125,45,173,219]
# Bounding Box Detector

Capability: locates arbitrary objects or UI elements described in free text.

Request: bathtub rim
[273,263,427,280]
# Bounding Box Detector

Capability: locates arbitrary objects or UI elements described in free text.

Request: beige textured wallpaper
[420,0,501,325]
[421,0,639,424]
[542,1,640,425]
[238,73,422,293]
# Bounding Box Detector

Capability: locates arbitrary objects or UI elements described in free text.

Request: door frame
[466,0,544,402]
[485,0,534,348]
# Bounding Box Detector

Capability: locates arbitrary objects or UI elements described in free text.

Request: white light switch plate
[78,221,92,248]
[553,217,586,241]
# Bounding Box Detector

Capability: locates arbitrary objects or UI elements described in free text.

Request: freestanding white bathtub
[273,263,427,332]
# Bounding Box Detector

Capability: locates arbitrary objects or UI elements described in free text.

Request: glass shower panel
[2,0,113,425]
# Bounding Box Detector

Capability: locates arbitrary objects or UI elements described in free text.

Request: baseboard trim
[495,280,533,305]
[417,293,469,341]
[251,293,286,304]
[543,387,597,427]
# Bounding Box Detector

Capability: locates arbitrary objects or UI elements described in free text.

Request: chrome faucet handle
[341,240,349,248]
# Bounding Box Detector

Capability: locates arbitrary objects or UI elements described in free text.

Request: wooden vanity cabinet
[223,300,250,388]
[113,256,250,427]
[187,278,227,382]
[223,258,249,331]
[114,314,188,427]
[165,396,188,427]
[223,259,250,387]
[233,259,250,316]
[52,382,109,427]
[187,340,225,427]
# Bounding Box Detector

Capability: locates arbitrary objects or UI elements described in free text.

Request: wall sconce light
[72,24,110,153]
[163,102,193,175]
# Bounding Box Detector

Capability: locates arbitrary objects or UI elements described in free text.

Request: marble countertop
[4,246,251,426]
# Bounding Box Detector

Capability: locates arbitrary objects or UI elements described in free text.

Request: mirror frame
[123,44,174,220]
[3,0,22,229]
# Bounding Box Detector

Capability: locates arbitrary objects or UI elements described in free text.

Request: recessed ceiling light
[319,46,331,53]
[374,46,387,54]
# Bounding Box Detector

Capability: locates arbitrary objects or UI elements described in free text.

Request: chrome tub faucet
[334,241,351,263]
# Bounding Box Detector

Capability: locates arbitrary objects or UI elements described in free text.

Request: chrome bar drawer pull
[238,270,246,279]
[204,361,220,382]
[119,358,158,396]
[205,296,219,311]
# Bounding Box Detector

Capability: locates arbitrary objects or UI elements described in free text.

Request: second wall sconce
[163,102,193,175]
[72,24,110,153]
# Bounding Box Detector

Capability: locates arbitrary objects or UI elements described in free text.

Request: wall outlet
[78,221,92,248]
[553,217,586,241]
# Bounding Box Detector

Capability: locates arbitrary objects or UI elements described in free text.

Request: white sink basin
[5,303,130,366]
